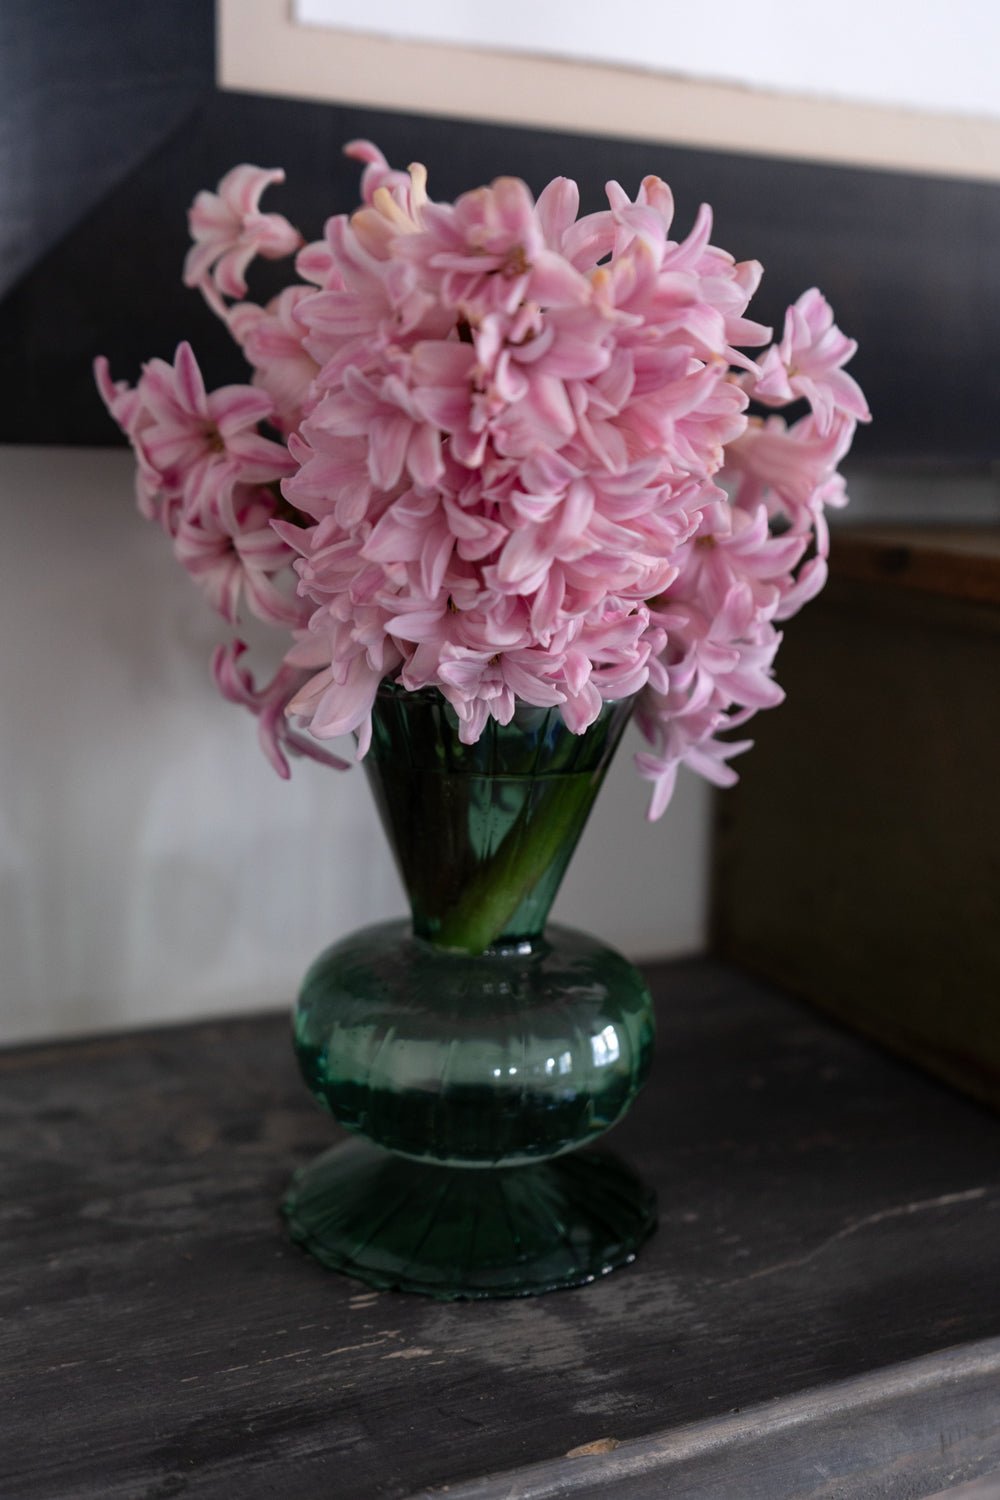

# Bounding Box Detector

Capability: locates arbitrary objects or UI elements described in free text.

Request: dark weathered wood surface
[438,1340,1000,1499]
[2,959,1000,1499]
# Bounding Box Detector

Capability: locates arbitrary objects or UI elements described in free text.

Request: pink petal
[175,342,208,418]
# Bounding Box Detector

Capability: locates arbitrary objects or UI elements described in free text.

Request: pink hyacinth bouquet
[97,142,868,819]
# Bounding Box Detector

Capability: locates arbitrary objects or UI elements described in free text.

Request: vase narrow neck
[363,687,633,954]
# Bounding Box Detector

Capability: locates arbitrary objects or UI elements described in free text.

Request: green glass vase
[282,684,657,1298]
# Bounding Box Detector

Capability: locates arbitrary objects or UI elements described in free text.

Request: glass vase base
[282,1138,657,1300]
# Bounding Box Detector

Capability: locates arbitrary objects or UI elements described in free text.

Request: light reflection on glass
[590,1024,621,1068]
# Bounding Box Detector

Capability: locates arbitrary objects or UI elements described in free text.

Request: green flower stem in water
[363,685,635,956]
[430,768,605,953]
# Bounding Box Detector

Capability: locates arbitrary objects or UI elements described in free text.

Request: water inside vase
[294,918,654,1164]
[292,683,653,1168]
[364,685,634,953]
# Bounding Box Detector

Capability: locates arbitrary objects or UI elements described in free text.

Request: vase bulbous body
[283,685,657,1298]
[295,921,652,1166]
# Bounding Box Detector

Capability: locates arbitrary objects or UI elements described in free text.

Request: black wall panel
[3,5,998,469]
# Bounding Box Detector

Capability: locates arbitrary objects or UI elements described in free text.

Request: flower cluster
[98,144,868,816]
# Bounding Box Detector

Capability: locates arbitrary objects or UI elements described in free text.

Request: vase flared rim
[374,677,634,717]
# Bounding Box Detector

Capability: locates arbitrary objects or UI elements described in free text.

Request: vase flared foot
[282,1138,657,1300]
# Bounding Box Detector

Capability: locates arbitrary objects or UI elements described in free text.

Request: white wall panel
[10,447,991,1041]
[295,0,1000,120]
[222,0,1000,183]
[1,447,710,1042]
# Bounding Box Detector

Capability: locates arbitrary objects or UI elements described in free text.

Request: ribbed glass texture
[294,919,653,1165]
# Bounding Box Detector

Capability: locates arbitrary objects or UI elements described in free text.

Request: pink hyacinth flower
[94,355,165,522]
[753,288,871,433]
[437,644,567,743]
[102,141,869,819]
[213,641,351,779]
[184,165,303,308]
[137,342,295,523]
[229,286,321,435]
[172,486,308,627]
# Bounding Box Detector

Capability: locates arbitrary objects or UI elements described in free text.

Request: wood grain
[713,531,1000,1112]
[2,960,1000,1497]
[830,526,1000,607]
[433,1339,1000,1498]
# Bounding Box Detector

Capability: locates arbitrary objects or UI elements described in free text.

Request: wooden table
[3,959,1000,1498]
